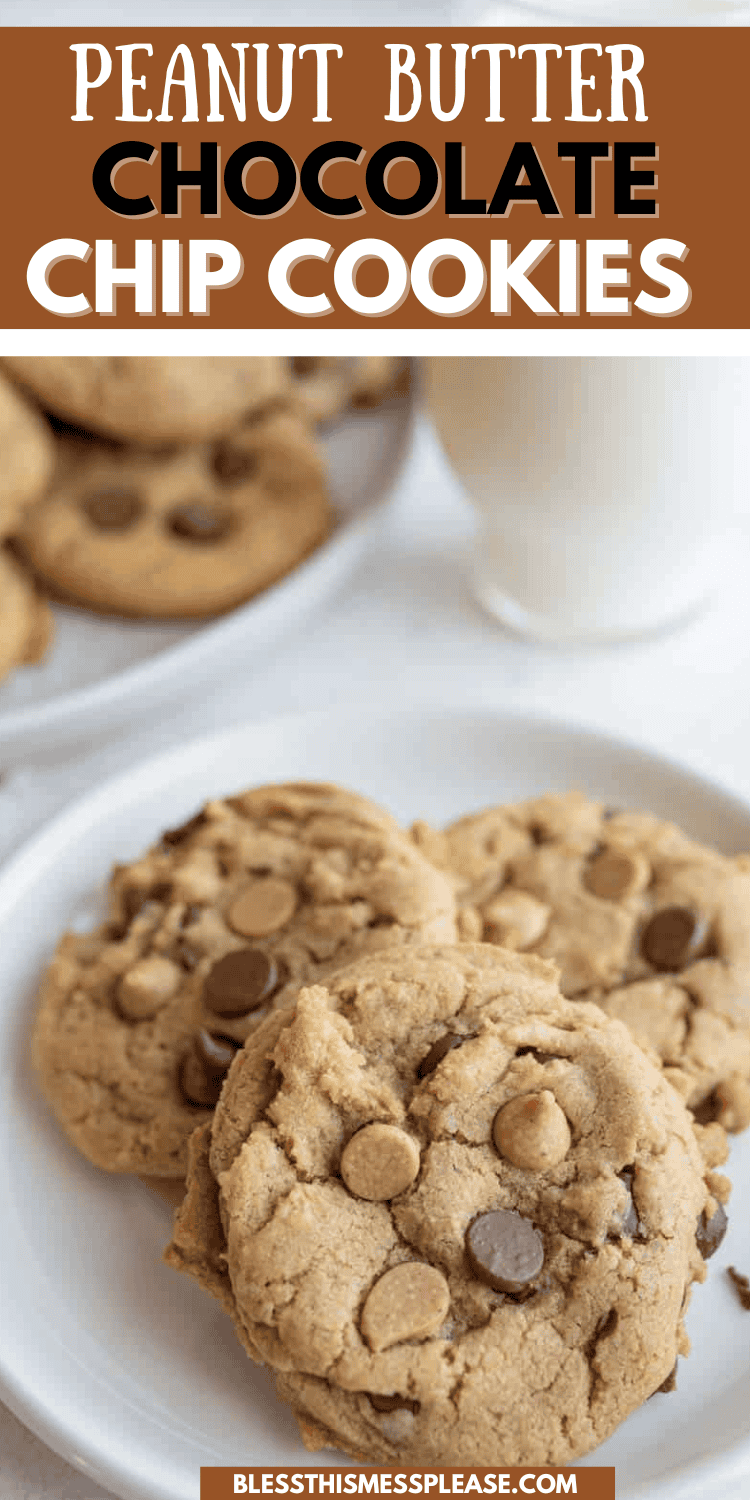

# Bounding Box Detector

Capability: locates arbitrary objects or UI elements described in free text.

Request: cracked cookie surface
[413,793,750,1130]
[32,783,457,1176]
[166,943,727,1465]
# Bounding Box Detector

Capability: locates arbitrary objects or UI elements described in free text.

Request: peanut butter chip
[583,849,646,901]
[361,1263,450,1351]
[117,956,180,1020]
[483,889,550,950]
[465,1210,544,1293]
[340,1124,420,1201]
[228,877,298,938]
[492,1090,571,1171]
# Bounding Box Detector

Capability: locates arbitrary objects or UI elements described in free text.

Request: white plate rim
[0,505,386,744]
[1,702,749,1500]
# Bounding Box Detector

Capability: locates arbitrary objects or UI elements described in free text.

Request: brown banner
[1,27,747,327]
[199,1471,614,1500]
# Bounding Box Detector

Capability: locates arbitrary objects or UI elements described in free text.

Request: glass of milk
[426,357,749,644]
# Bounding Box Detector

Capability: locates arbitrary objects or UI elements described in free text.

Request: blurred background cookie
[2,356,288,446]
[0,370,55,539]
[0,546,54,687]
[290,355,410,424]
[16,405,333,619]
[413,792,750,1131]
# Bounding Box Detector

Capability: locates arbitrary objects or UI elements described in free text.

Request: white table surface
[2,408,750,1497]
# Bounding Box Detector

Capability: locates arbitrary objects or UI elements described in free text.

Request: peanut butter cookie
[32,783,457,1176]
[166,943,728,1466]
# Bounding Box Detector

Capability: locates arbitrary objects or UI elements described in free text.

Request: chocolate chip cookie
[166,943,728,1466]
[0,370,55,538]
[413,793,750,1130]
[2,357,287,446]
[32,783,457,1176]
[0,545,54,686]
[17,405,333,618]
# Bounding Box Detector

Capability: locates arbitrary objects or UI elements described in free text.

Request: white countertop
[2,411,750,1496]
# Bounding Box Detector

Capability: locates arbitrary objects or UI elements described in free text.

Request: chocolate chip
[696,1201,728,1260]
[180,904,202,930]
[212,442,257,484]
[465,1209,544,1293]
[123,888,147,923]
[161,811,207,848]
[204,948,281,1017]
[292,357,318,376]
[178,1049,224,1107]
[692,1089,722,1126]
[516,1047,557,1064]
[369,1393,420,1415]
[612,1168,642,1239]
[641,906,709,971]
[194,1027,239,1076]
[416,1032,463,1079]
[168,502,232,543]
[727,1267,750,1310]
[82,488,143,532]
[595,1307,618,1340]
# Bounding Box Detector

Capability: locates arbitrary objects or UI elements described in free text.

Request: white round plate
[0,707,748,1500]
[0,387,414,759]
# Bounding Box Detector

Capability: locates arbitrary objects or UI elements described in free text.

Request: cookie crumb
[727,1266,750,1310]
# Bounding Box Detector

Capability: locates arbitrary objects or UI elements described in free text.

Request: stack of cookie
[31,779,745,1467]
[0,356,408,686]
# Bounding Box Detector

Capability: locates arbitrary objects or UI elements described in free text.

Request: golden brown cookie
[2,357,287,446]
[17,405,333,619]
[32,782,457,1177]
[166,943,728,1466]
[0,545,54,686]
[289,357,409,424]
[0,370,55,538]
[413,792,750,1130]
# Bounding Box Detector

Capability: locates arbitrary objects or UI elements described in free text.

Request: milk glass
[426,357,750,643]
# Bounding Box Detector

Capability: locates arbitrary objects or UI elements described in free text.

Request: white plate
[0,388,414,759]
[0,707,748,1500]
